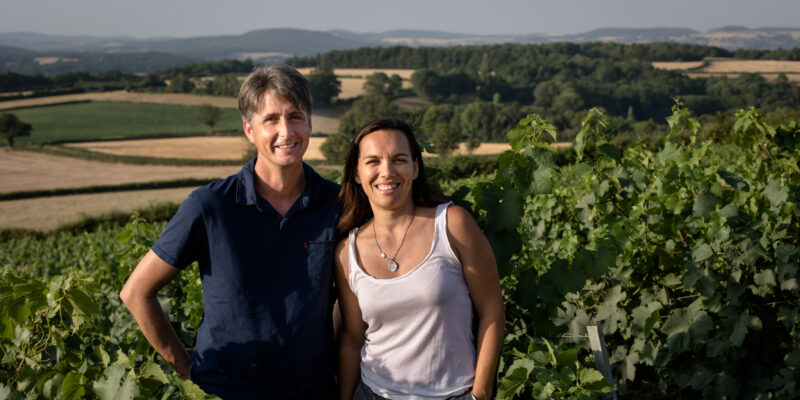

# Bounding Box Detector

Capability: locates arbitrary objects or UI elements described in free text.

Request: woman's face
[355,129,419,211]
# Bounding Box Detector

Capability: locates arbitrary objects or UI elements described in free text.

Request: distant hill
[565,27,699,42]
[0,44,36,57]
[1,26,799,75]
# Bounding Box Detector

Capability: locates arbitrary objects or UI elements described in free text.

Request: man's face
[243,91,311,171]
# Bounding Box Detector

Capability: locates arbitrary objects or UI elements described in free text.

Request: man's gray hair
[238,64,312,123]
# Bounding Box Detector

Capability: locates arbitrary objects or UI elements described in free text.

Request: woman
[334,116,505,400]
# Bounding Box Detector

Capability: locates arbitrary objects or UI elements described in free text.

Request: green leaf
[579,368,607,385]
[41,373,64,400]
[556,348,579,367]
[183,379,220,400]
[92,364,140,400]
[764,178,788,208]
[532,381,556,400]
[138,361,169,385]
[753,269,777,288]
[785,349,800,368]
[692,244,714,262]
[598,143,621,163]
[692,192,719,218]
[61,372,85,400]
[731,312,762,347]
[67,287,99,316]
[498,190,524,231]
[497,358,535,399]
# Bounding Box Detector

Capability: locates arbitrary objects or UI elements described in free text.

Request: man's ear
[243,119,255,144]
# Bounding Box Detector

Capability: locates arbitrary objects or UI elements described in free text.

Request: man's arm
[120,249,191,380]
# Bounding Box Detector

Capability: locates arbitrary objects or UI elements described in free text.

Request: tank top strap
[347,227,362,289]
[433,202,461,264]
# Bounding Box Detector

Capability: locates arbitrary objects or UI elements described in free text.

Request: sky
[2,0,800,38]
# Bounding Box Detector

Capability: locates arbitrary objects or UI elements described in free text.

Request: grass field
[8,102,244,145]
[0,90,238,111]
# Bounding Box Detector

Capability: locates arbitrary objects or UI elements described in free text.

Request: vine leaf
[61,372,85,400]
[692,245,714,262]
[497,358,535,399]
[92,364,140,400]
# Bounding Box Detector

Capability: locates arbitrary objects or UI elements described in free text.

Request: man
[120,64,339,399]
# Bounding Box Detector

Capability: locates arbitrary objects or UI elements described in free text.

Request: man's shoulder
[305,164,340,201]
[188,172,240,206]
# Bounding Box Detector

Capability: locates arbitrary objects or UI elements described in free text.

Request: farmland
[2,45,800,399]
[6,102,244,145]
[0,150,238,194]
[653,58,800,82]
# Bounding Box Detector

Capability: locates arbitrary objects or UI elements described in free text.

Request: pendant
[388,259,398,272]
[380,252,386,259]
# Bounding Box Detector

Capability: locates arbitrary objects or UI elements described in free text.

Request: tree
[320,134,351,164]
[338,94,399,136]
[197,104,221,133]
[138,73,166,90]
[0,113,32,147]
[306,67,341,106]
[205,74,241,97]
[429,122,460,156]
[167,73,195,93]
[363,72,403,97]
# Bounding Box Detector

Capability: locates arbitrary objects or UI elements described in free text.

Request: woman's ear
[355,172,361,184]
[413,158,419,180]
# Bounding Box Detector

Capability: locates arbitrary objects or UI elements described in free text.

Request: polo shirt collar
[235,157,323,211]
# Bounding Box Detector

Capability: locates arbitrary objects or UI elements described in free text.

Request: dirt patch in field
[0,188,194,231]
[297,68,415,80]
[65,136,329,161]
[651,61,705,70]
[653,59,800,83]
[67,137,253,160]
[0,149,239,194]
[699,58,800,74]
[392,96,432,110]
[0,90,237,111]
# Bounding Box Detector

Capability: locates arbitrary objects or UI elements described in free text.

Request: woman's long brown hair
[336,116,448,238]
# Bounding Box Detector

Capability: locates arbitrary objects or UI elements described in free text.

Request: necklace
[372,209,415,272]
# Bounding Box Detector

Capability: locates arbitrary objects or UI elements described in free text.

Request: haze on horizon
[2,0,800,39]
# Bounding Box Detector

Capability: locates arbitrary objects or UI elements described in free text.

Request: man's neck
[252,159,307,217]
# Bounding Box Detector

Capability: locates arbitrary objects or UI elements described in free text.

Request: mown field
[653,58,800,83]
[7,102,244,145]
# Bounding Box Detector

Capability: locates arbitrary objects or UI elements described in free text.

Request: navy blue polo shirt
[152,158,340,399]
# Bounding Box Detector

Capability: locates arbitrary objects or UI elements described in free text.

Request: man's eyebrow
[260,112,280,121]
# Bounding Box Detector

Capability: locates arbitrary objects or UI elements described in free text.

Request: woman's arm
[334,239,368,399]
[446,206,505,400]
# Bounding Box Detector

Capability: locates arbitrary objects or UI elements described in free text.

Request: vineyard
[1,103,799,399]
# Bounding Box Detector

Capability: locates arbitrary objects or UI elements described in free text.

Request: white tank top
[348,202,475,399]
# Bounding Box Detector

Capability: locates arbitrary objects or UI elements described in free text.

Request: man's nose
[277,117,292,137]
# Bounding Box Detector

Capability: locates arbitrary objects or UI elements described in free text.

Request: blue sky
[3,0,800,38]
